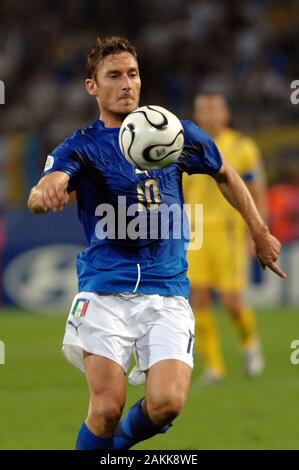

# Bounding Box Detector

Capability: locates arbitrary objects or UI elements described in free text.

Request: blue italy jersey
[43,119,222,298]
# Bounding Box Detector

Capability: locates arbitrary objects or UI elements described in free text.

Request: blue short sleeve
[178,120,223,175]
[42,131,83,190]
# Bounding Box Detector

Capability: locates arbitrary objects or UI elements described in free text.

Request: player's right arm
[27,171,70,213]
[28,131,83,214]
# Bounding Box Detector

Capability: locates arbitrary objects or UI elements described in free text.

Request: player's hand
[28,171,70,213]
[251,226,286,278]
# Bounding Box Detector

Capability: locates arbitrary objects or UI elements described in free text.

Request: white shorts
[62,292,195,384]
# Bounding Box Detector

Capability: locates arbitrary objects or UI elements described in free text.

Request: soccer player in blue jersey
[28,36,285,450]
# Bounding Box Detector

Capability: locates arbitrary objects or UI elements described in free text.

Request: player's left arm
[246,162,268,221]
[212,160,286,278]
[240,137,268,221]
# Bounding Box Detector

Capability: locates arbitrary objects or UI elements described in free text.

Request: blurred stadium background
[0,0,299,450]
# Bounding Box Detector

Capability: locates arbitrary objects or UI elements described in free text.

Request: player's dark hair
[86,36,138,79]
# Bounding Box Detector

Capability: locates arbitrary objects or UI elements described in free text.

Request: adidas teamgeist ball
[119,105,184,171]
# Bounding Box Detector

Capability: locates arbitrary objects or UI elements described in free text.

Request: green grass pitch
[0,307,298,449]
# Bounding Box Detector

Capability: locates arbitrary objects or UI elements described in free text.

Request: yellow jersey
[184,128,261,232]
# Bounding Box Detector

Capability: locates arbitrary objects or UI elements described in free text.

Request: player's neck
[99,112,123,129]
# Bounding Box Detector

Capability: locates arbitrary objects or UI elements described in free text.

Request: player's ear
[85,78,98,96]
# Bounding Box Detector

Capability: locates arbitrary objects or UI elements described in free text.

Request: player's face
[86,52,141,122]
[193,95,230,136]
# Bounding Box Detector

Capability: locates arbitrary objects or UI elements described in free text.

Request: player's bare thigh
[83,352,126,436]
[143,359,192,427]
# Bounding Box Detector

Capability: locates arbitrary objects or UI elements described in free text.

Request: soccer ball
[119,105,184,170]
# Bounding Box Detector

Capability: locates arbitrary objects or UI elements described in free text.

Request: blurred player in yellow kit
[184,92,268,383]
